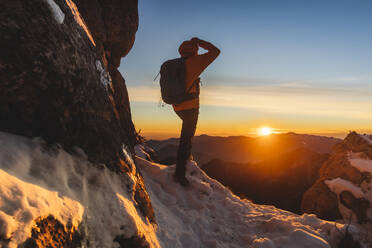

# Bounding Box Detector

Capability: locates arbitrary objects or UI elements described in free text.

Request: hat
[178,40,198,57]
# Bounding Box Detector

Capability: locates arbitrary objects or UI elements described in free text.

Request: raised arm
[191,37,220,58]
[187,38,220,78]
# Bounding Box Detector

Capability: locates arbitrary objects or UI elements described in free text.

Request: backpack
[159,58,199,105]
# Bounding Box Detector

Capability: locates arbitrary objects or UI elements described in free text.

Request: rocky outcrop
[21,215,83,248]
[0,0,154,246]
[74,0,138,147]
[74,0,138,67]
[302,132,372,223]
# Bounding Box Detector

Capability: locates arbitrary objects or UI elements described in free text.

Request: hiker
[162,37,220,186]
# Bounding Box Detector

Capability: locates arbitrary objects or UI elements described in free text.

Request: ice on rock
[45,0,65,24]
[96,60,111,88]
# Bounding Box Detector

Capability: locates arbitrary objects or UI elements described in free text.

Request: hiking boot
[173,174,190,187]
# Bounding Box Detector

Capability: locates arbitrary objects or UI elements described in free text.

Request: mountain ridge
[147,132,341,165]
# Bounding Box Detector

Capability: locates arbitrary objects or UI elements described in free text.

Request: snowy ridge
[135,146,357,248]
[0,132,159,248]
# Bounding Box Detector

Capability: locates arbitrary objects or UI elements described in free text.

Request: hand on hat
[190,37,200,45]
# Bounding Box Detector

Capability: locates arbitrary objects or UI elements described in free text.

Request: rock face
[21,215,82,248]
[0,0,153,246]
[74,0,138,144]
[302,132,372,223]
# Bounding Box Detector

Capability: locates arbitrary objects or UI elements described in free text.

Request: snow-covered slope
[0,132,158,247]
[135,146,360,248]
[0,132,363,247]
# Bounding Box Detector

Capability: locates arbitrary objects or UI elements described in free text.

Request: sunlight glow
[258,127,272,136]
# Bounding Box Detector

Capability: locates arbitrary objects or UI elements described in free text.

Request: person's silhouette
[173,37,220,186]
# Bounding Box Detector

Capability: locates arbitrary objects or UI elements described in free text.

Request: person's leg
[175,108,199,179]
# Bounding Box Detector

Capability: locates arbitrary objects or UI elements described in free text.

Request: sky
[119,0,372,139]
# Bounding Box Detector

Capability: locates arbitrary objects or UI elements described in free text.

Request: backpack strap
[186,77,200,93]
[153,71,160,81]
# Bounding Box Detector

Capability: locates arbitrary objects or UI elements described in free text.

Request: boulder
[302,132,372,223]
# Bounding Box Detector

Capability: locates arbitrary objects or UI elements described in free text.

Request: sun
[258,127,272,136]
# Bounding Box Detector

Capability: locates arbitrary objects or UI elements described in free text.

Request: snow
[45,0,65,24]
[360,134,372,145]
[96,60,111,88]
[348,152,372,174]
[135,144,152,160]
[325,178,364,199]
[0,169,84,246]
[134,146,357,248]
[0,132,159,248]
[0,131,363,247]
[325,176,372,224]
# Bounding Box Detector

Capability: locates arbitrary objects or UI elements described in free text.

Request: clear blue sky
[120,0,372,139]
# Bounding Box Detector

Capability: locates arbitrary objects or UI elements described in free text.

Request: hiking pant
[175,108,199,177]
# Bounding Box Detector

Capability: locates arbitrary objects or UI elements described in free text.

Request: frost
[45,0,65,24]
[0,132,159,247]
[95,60,111,88]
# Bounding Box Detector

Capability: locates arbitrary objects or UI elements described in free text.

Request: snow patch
[45,0,65,24]
[360,134,372,145]
[95,60,111,88]
[135,154,355,248]
[0,132,159,247]
[325,177,372,223]
[325,178,364,198]
[0,169,84,247]
[348,152,372,174]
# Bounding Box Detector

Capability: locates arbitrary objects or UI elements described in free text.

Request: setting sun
[258,127,272,136]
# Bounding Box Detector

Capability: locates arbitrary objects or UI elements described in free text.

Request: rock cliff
[0,0,153,246]
[302,132,372,224]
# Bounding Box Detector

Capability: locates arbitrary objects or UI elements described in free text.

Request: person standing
[173,37,220,186]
